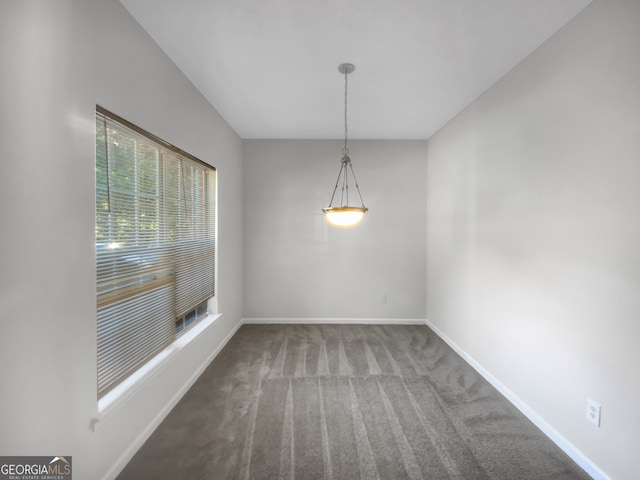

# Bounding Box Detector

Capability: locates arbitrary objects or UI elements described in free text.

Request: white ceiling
[119,0,592,140]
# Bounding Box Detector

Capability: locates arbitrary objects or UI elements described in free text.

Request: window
[95,107,216,398]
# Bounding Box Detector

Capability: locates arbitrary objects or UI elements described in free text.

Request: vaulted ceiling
[120,0,593,139]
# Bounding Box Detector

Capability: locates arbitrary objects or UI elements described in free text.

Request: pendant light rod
[348,157,366,207]
[339,63,354,155]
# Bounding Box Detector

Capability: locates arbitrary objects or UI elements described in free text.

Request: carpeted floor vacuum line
[117,324,591,480]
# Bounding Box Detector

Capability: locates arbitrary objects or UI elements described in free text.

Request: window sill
[91,312,222,432]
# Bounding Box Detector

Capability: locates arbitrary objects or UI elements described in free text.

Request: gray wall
[0,1,243,479]
[243,140,427,320]
[426,1,640,478]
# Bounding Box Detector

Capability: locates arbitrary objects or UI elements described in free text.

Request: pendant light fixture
[322,63,368,228]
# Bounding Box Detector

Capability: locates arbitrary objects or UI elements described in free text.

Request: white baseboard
[103,318,243,480]
[242,317,427,325]
[424,318,610,480]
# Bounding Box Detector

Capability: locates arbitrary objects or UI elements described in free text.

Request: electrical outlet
[380,295,387,304]
[586,399,601,427]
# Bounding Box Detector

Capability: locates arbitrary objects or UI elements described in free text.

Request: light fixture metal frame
[322,63,368,228]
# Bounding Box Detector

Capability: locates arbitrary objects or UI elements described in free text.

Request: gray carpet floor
[117,324,591,479]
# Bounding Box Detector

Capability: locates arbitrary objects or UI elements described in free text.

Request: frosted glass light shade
[322,206,368,228]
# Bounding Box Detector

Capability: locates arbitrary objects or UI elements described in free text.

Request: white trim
[101,316,242,480]
[425,318,611,480]
[242,317,427,325]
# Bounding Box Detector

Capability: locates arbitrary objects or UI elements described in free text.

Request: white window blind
[95,107,216,398]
